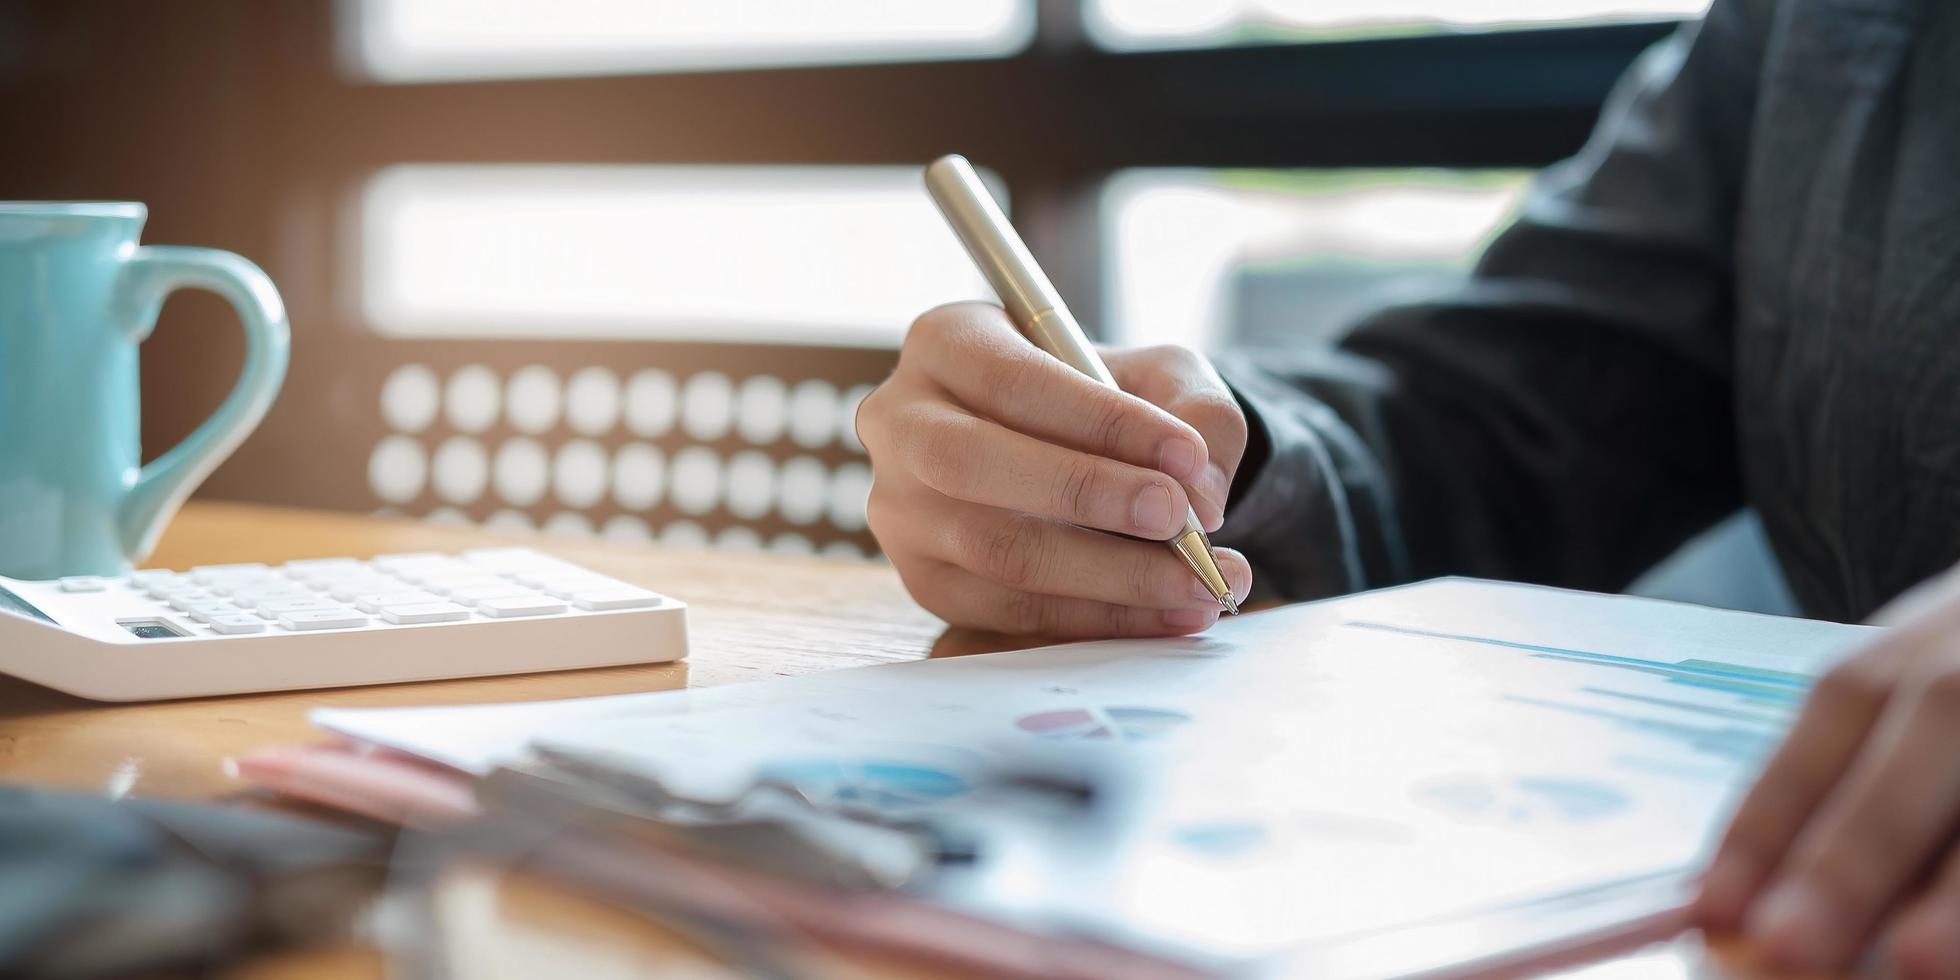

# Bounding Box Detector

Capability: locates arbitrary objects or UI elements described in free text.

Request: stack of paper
[253,579,1874,978]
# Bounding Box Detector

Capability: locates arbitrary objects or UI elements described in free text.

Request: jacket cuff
[1210,356,1373,600]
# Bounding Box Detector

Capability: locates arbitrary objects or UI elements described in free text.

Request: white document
[311,579,1874,976]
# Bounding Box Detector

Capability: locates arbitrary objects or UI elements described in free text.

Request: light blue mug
[0,202,289,580]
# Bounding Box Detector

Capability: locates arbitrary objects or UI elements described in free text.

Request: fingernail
[1158,439,1201,482]
[1133,484,1174,536]
[1218,549,1252,598]
[1748,882,1833,971]
[1164,608,1213,629]
[1198,464,1231,522]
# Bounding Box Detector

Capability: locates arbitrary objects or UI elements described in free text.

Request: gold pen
[923,154,1240,615]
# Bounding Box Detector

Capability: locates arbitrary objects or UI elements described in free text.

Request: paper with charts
[313,579,1875,975]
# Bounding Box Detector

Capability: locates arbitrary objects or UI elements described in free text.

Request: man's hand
[855,302,1254,638]
[1697,561,1960,978]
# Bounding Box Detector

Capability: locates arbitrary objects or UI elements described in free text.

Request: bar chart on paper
[1343,620,1810,771]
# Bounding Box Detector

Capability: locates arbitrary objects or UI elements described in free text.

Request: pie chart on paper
[1015,705,1191,741]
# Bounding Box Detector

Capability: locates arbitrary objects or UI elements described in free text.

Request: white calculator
[0,547,687,702]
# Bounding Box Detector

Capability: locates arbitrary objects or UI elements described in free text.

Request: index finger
[905,303,1211,486]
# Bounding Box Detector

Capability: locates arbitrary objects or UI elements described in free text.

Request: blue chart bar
[1504,695,1780,765]
[1345,620,1807,766]
[1345,621,1814,702]
[1580,687,1785,726]
[1664,674,1804,705]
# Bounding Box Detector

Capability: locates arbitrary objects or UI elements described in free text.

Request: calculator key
[168,591,222,610]
[277,609,368,631]
[191,562,270,582]
[187,603,239,623]
[416,575,510,595]
[58,576,109,593]
[143,580,196,598]
[390,561,480,583]
[571,589,664,611]
[281,558,365,577]
[130,570,187,587]
[226,588,316,604]
[328,580,413,601]
[379,602,471,625]
[297,565,390,583]
[537,577,627,598]
[476,596,568,618]
[207,614,268,635]
[369,552,447,571]
[200,566,284,581]
[353,591,444,613]
[513,568,601,588]
[446,584,540,605]
[460,546,550,564]
[208,577,293,596]
[257,597,349,617]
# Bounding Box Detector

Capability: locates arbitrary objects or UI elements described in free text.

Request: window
[346,0,1036,82]
[1085,0,1709,51]
[1102,169,1530,350]
[360,164,997,348]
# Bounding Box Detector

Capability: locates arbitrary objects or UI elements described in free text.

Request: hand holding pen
[852,156,1254,638]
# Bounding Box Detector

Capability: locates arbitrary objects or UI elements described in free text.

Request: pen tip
[1222,593,1240,615]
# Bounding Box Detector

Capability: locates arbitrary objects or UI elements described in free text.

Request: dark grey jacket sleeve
[1211,0,1768,600]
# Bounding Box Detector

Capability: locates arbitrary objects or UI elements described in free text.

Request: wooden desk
[0,501,1790,979]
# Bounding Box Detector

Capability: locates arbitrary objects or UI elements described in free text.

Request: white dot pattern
[660,520,710,549]
[507,365,562,434]
[838,383,875,453]
[374,362,886,549]
[769,532,815,557]
[425,507,471,527]
[612,443,665,511]
[715,526,763,552]
[484,509,536,534]
[787,379,839,449]
[431,436,489,505]
[735,374,789,445]
[724,450,777,521]
[565,367,621,436]
[777,455,828,526]
[601,514,653,543]
[821,540,867,561]
[542,511,595,538]
[445,365,501,433]
[492,438,549,507]
[670,446,723,516]
[368,436,427,504]
[828,462,872,532]
[625,369,678,438]
[553,439,609,509]
[381,364,440,433]
[681,371,735,441]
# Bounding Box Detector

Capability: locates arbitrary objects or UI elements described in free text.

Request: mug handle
[112,246,291,563]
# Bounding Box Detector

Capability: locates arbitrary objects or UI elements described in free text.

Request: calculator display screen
[118,620,189,639]
[0,585,55,625]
